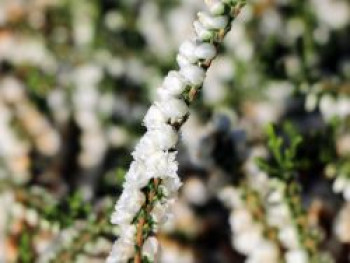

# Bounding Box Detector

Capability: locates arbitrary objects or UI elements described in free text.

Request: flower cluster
[219,186,281,263]
[107,1,246,262]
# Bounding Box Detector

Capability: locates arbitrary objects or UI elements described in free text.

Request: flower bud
[163,71,187,95]
[180,64,205,86]
[193,21,214,41]
[177,54,192,68]
[179,40,197,63]
[156,98,189,123]
[195,42,217,60]
[198,12,228,30]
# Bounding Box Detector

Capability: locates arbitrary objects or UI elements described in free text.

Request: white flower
[267,189,284,203]
[179,40,197,63]
[124,161,150,189]
[0,77,25,103]
[107,238,135,263]
[279,224,300,249]
[334,204,350,242]
[151,201,171,225]
[142,237,159,261]
[343,184,350,201]
[218,187,243,209]
[156,98,189,124]
[133,134,160,161]
[333,176,348,193]
[145,151,178,179]
[180,65,205,86]
[182,177,208,205]
[111,190,145,225]
[195,43,217,60]
[198,12,228,30]
[233,224,264,255]
[193,21,213,41]
[229,209,253,234]
[143,105,167,130]
[150,125,178,149]
[162,177,182,196]
[285,249,309,263]
[133,126,177,160]
[162,71,187,96]
[177,54,192,68]
[157,87,177,101]
[246,241,280,263]
[267,203,291,227]
[207,0,226,15]
[119,224,137,244]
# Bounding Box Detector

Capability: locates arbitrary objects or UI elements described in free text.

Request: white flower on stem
[229,208,253,234]
[124,161,150,190]
[120,224,137,245]
[147,126,178,150]
[333,176,348,193]
[344,185,350,201]
[193,21,214,41]
[179,40,197,63]
[142,236,159,262]
[161,177,183,197]
[145,151,178,180]
[162,71,187,96]
[143,105,167,130]
[177,54,193,68]
[267,203,291,227]
[279,224,300,250]
[107,225,137,263]
[132,126,177,161]
[206,0,226,15]
[157,87,177,102]
[180,64,205,86]
[156,98,189,124]
[246,240,280,263]
[334,203,350,243]
[218,186,243,209]
[111,190,145,225]
[198,12,228,30]
[151,201,171,225]
[285,249,309,263]
[195,42,217,60]
[107,238,134,263]
[233,224,264,255]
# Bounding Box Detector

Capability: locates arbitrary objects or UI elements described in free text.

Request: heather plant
[0,0,349,263]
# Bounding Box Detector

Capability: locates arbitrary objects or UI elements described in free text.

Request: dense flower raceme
[107,1,245,262]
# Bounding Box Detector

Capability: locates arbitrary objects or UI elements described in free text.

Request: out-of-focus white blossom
[285,249,309,263]
[142,237,159,261]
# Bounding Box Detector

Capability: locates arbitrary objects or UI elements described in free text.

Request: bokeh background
[0,0,350,262]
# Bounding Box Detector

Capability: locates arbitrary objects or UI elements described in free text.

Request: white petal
[285,249,308,263]
[343,184,350,201]
[142,237,159,261]
[143,105,167,129]
[156,98,189,123]
[333,177,347,193]
[193,21,213,41]
[179,40,197,63]
[162,71,187,96]
[198,12,228,30]
[195,43,217,60]
[177,54,192,68]
[180,65,205,86]
[208,1,226,15]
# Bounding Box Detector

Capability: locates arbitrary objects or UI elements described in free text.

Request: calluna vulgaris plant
[1,0,350,262]
[108,1,247,262]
